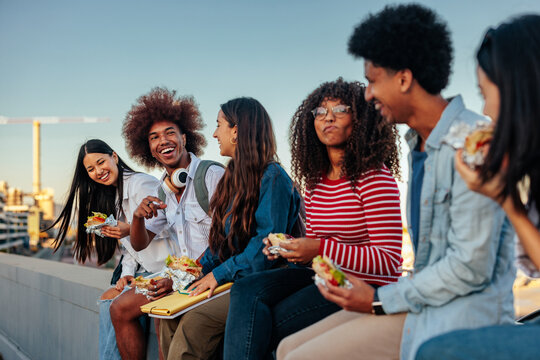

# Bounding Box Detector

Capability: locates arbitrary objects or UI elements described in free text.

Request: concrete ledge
[0,253,159,360]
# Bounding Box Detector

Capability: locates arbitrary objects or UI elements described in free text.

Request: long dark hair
[290,78,400,191]
[209,97,278,261]
[477,15,540,214]
[49,139,135,265]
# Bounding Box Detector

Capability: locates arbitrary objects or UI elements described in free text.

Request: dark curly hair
[290,78,400,191]
[123,87,207,169]
[348,3,453,95]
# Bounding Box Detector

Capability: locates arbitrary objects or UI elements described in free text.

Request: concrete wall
[0,253,158,360]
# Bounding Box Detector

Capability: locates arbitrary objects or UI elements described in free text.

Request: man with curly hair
[109,87,225,360]
[277,4,515,360]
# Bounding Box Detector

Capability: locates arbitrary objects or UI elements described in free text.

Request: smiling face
[477,65,500,122]
[213,110,237,157]
[83,152,119,186]
[148,121,188,172]
[364,60,409,124]
[313,98,353,148]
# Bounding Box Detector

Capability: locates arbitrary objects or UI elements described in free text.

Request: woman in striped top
[223,78,403,360]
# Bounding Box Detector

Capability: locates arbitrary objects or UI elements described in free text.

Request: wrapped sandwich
[441,121,493,168]
[312,255,351,288]
[132,275,163,296]
[164,255,202,293]
[84,212,107,227]
[267,233,293,255]
[84,212,117,237]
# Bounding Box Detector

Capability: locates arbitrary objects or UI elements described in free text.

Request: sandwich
[84,212,107,228]
[312,255,347,287]
[268,233,292,247]
[464,127,493,157]
[132,275,162,289]
[165,255,202,277]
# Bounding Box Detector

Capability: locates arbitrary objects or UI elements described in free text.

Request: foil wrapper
[441,120,492,168]
[313,274,352,289]
[268,245,291,255]
[86,214,117,237]
[133,272,165,296]
[164,268,197,294]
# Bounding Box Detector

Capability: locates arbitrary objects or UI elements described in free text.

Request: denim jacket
[200,163,302,285]
[378,96,516,360]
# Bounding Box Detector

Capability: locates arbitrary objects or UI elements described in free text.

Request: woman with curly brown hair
[108,87,225,360]
[159,97,302,360]
[223,78,403,360]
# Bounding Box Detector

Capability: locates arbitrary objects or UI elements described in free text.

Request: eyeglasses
[311,105,351,120]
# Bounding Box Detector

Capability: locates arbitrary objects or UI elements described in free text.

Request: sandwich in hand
[132,275,162,289]
[165,255,202,277]
[463,127,493,163]
[312,255,348,287]
[267,233,293,255]
[84,212,107,228]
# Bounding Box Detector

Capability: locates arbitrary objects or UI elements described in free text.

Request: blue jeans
[223,267,341,360]
[415,323,540,360]
[98,278,150,360]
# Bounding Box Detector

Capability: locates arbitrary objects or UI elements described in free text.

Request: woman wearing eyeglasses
[415,14,540,360]
[223,78,403,360]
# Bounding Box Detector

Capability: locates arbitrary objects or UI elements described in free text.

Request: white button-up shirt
[158,153,224,260]
[118,172,175,277]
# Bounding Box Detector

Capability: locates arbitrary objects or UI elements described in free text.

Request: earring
[230,137,237,145]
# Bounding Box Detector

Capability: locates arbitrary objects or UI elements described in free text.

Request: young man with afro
[110,87,225,360]
[277,4,515,360]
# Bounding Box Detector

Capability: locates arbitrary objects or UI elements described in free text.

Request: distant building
[0,182,30,250]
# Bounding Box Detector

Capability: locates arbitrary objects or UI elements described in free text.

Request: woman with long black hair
[416,14,540,360]
[50,138,172,360]
[159,97,302,360]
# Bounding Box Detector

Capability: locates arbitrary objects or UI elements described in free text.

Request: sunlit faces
[477,66,500,122]
[213,110,237,157]
[313,98,353,148]
[83,152,119,186]
[148,121,187,171]
[364,60,408,124]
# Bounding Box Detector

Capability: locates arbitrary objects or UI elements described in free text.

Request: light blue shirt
[378,96,516,360]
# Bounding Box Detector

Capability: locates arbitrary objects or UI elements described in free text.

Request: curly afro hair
[290,78,400,191]
[123,87,207,169]
[348,3,453,95]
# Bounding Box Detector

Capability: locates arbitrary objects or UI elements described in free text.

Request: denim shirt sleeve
[379,152,508,314]
[209,164,300,285]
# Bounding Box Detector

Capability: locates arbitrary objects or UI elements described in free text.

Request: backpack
[157,160,224,215]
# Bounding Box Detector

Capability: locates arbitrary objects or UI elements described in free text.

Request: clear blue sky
[1,0,539,207]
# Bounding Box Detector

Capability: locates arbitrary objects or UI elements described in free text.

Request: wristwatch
[371,289,386,315]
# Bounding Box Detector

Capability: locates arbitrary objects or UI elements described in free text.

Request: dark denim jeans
[223,267,341,360]
[415,323,540,360]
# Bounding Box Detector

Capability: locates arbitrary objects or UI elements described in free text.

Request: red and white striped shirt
[305,166,403,286]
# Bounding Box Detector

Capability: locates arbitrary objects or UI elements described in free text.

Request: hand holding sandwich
[278,237,320,264]
[145,278,174,301]
[317,275,375,313]
[101,221,130,239]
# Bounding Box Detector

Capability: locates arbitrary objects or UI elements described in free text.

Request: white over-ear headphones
[170,168,188,188]
[165,168,188,193]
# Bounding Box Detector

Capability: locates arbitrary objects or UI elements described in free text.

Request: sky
[1,0,540,212]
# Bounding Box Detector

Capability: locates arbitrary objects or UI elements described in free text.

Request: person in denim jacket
[159,97,302,360]
[277,4,515,360]
[416,14,540,360]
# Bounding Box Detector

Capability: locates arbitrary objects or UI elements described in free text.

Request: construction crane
[0,116,109,249]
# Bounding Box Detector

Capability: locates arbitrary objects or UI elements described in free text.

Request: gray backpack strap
[194,160,224,214]
[157,184,167,204]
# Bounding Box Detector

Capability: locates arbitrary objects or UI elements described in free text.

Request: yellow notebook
[140,282,233,319]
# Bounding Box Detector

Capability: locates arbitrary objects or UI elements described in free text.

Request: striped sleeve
[318,168,403,285]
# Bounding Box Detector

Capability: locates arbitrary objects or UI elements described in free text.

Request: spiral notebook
[140,282,233,319]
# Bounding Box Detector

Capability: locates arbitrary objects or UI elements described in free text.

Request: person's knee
[100,287,120,300]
